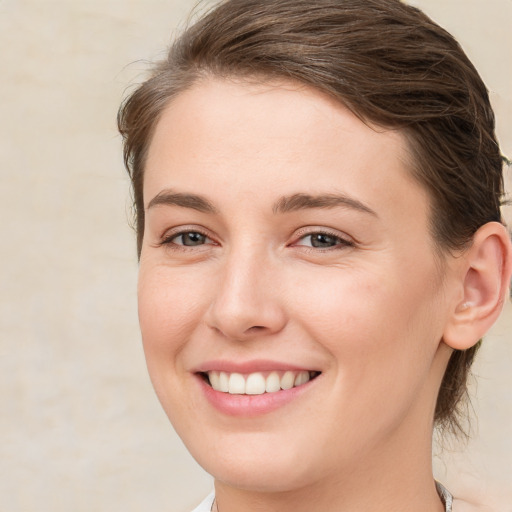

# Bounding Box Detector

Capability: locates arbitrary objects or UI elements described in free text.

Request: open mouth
[200,370,321,396]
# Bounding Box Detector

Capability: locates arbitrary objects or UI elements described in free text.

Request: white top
[190,491,215,512]
[190,485,453,511]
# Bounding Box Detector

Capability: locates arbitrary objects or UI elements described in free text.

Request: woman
[118,1,512,510]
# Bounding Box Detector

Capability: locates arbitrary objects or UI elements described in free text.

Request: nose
[205,248,287,340]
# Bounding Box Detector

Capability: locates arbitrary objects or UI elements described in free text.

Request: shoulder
[190,492,215,512]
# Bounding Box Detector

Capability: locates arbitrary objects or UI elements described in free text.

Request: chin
[205,459,315,493]
[185,431,322,492]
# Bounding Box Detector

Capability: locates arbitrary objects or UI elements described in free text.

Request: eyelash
[292,229,355,251]
[158,227,354,252]
[159,228,216,250]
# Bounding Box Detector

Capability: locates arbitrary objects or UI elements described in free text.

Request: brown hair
[118,0,505,435]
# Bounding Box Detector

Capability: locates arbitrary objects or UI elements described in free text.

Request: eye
[162,230,214,247]
[295,232,354,249]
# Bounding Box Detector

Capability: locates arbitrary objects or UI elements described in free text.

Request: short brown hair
[118,0,506,435]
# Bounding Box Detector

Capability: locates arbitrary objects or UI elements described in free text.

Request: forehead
[144,78,429,225]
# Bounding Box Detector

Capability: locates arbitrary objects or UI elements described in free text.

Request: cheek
[137,265,210,368]
[136,265,216,427]
[292,262,443,387]
[287,265,400,344]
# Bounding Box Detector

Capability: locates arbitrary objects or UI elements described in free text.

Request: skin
[137,78,494,512]
[453,500,493,512]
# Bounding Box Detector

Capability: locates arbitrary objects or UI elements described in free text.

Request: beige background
[0,1,510,511]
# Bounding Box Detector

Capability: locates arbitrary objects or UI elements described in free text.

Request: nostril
[205,296,288,339]
[246,325,266,333]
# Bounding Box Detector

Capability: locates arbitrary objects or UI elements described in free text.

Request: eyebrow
[147,190,218,214]
[147,189,376,217]
[272,193,377,216]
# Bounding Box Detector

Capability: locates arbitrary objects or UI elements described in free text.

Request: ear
[443,222,512,350]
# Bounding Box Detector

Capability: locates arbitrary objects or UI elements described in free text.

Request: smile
[205,370,320,395]
[196,364,322,416]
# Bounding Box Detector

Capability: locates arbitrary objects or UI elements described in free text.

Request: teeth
[228,373,246,394]
[265,372,281,393]
[294,370,310,386]
[246,373,266,395]
[218,371,229,392]
[209,371,220,390]
[207,370,314,395]
[280,371,295,390]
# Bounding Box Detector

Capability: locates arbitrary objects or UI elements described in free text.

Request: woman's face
[139,79,454,491]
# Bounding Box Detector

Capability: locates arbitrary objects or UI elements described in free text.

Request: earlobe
[443,222,512,351]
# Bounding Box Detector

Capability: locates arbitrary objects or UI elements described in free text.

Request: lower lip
[197,375,317,417]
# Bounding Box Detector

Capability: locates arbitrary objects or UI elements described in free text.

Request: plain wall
[0,1,510,511]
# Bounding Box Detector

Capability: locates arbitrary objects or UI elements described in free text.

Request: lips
[194,360,321,415]
[206,370,318,395]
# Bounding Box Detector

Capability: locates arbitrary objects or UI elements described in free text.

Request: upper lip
[193,359,318,374]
